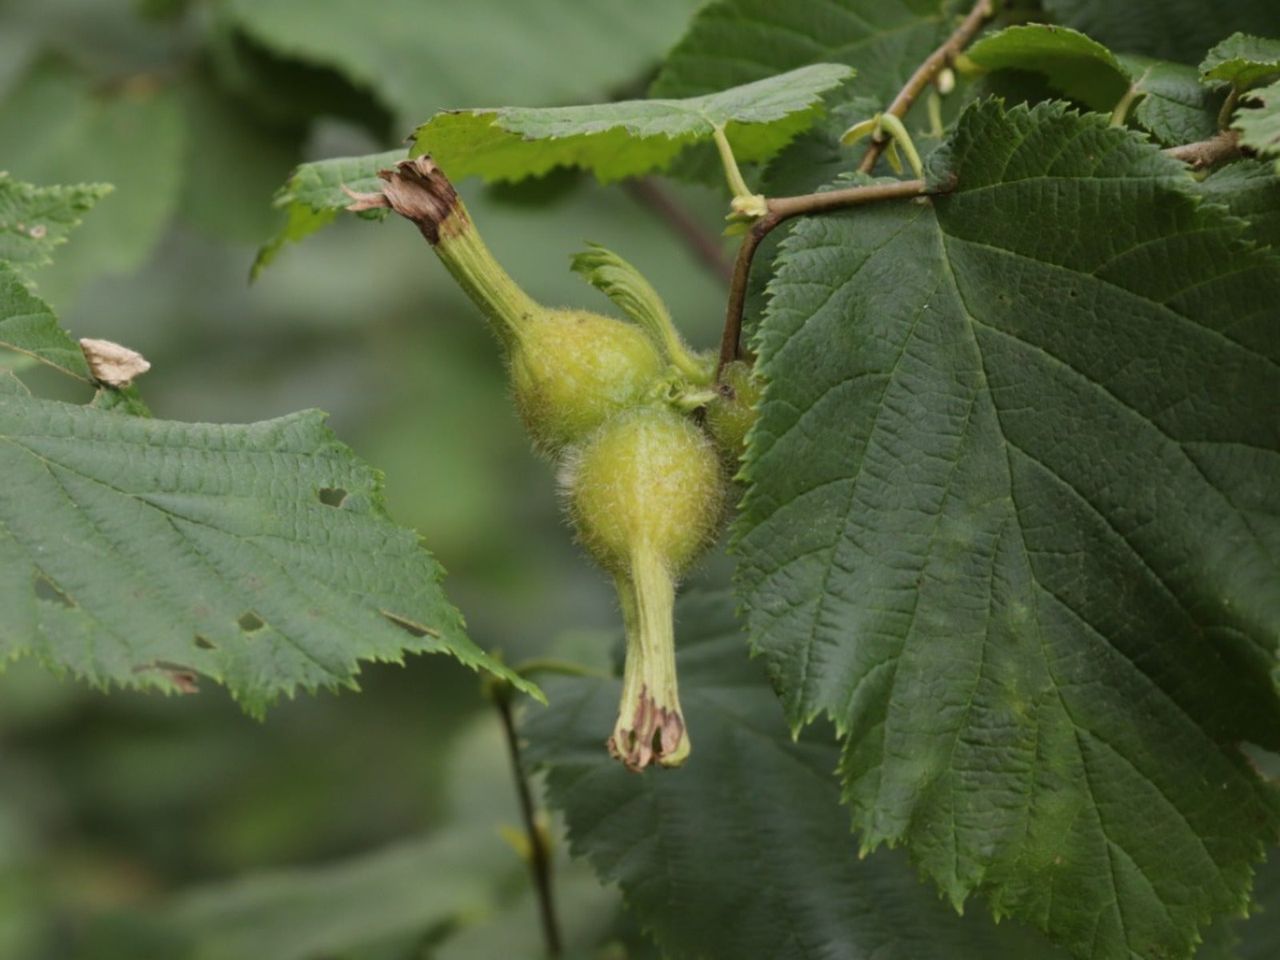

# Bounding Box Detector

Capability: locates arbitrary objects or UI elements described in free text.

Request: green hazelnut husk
[563,406,725,769]
[347,156,664,455]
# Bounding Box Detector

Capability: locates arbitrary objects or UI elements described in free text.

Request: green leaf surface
[0,59,185,308]
[1042,0,1280,65]
[524,588,1066,960]
[0,173,110,274]
[963,25,1220,144]
[0,262,92,381]
[736,100,1280,960]
[164,827,519,960]
[1196,160,1280,248]
[221,0,706,128]
[966,24,1131,111]
[1201,33,1280,90]
[412,64,854,184]
[1235,79,1280,171]
[0,392,539,713]
[652,0,947,106]
[1120,55,1222,145]
[253,149,403,279]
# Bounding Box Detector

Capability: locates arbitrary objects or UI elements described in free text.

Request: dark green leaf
[0,173,111,274]
[412,64,854,184]
[253,150,403,279]
[1235,79,1280,171]
[966,24,1130,111]
[0,392,540,713]
[1196,160,1280,248]
[1043,0,1280,64]
[736,100,1280,959]
[221,0,706,128]
[1201,33,1280,90]
[963,25,1221,144]
[1120,55,1222,145]
[524,588,1066,960]
[164,828,519,960]
[652,0,947,106]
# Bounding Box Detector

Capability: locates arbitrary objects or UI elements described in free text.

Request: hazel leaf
[737,100,1280,960]
[412,64,854,183]
[0,391,541,713]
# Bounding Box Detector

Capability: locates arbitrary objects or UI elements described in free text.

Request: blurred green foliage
[0,0,724,956]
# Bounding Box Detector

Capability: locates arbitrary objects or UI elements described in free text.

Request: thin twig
[494,689,563,959]
[716,179,931,375]
[623,177,734,282]
[858,0,995,174]
[1164,130,1243,169]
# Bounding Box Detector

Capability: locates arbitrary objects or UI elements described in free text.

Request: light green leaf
[221,0,706,128]
[0,392,540,713]
[966,25,1131,111]
[1042,0,1280,64]
[412,64,854,184]
[0,262,92,381]
[1235,79,1280,172]
[736,100,1280,960]
[652,0,947,106]
[253,149,403,279]
[0,173,111,274]
[524,588,1066,960]
[1201,33,1280,90]
[0,60,185,308]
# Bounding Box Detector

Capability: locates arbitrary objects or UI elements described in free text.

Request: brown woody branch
[1163,130,1243,169]
[716,179,931,376]
[857,0,996,174]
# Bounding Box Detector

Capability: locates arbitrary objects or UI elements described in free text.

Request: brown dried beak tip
[608,685,688,772]
[342,156,461,244]
[342,183,391,212]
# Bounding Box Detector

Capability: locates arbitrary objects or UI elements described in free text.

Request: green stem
[609,548,688,770]
[713,125,768,219]
[1110,84,1142,127]
[1218,86,1241,131]
[432,206,540,349]
[713,124,753,200]
[493,688,564,958]
[344,157,539,348]
[876,114,924,178]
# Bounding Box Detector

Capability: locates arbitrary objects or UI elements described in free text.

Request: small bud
[936,67,956,95]
[705,360,762,464]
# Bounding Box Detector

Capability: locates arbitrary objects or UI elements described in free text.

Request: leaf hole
[34,574,75,608]
[318,487,349,507]
[237,611,265,633]
[381,610,441,639]
[194,634,216,650]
